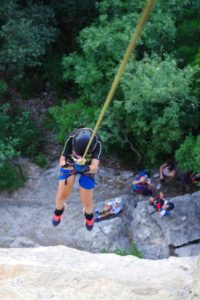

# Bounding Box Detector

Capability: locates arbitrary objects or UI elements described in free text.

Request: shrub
[0,2,57,76]
[0,80,8,95]
[0,104,45,191]
[10,111,45,158]
[175,135,200,173]
[101,242,143,258]
[0,160,24,192]
[48,100,97,142]
[32,153,47,168]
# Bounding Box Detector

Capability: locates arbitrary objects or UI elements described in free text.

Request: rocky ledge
[0,246,199,300]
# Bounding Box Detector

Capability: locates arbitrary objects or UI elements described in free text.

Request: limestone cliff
[0,161,200,258]
[0,246,199,300]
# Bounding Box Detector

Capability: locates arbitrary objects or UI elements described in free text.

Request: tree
[62,0,190,105]
[175,0,200,66]
[60,0,199,166]
[0,103,22,190]
[102,54,197,165]
[48,100,97,142]
[0,0,57,77]
[175,135,200,172]
[47,0,98,51]
[0,103,46,190]
[54,53,198,167]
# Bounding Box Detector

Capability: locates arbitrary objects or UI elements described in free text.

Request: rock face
[0,246,198,300]
[0,160,200,259]
[0,161,131,253]
[123,191,200,259]
[192,256,200,298]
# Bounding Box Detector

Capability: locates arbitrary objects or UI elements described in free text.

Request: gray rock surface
[192,256,200,299]
[124,192,200,259]
[0,246,198,300]
[175,244,200,257]
[0,160,130,253]
[1,160,200,259]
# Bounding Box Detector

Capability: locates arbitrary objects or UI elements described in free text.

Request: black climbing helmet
[166,202,175,211]
[72,128,97,156]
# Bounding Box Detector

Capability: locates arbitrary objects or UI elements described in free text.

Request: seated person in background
[190,172,200,185]
[132,170,153,196]
[95,198,123,221]
[159,162,176,182]
[149,191,175,217]
[179,171,200,185]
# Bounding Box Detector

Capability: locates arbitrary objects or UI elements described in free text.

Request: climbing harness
[81,0,157,161]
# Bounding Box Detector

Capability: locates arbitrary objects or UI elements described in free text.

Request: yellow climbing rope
[82,0,157,160]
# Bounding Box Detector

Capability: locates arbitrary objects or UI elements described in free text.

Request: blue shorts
[132,184,153,196]
[58,168,73,180]
[58,168,95,190]
[79,174,95,190]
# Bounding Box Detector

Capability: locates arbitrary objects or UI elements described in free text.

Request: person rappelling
[52,128,102,231]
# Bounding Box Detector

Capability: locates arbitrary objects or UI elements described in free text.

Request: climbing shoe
[52,206,65,227]
[52,214,62,226]
[85,217,94,231]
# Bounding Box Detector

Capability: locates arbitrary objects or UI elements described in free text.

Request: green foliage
[48,100,97,142]
[59,0,200,168]
[0,80,8,95]
[42,53,67,96]
[192,47,200,67]
[101,242,143,258]
[49,0,98,49]
[0,0,98,93]
[10,111,44,158]
[117,55,197,165]
[175,1,200,66]
[175,135,200,173]
[94,55,197,166]
[0,104,19,165]
[190,47,200,100]
[0,0,199,178]
[14,75,44,99]
[0,160,24,192]
[0,137,19,166]
[0,104,45,191]
[0,105,43,161]
[32,153,47,168]
[62,0,190,104]
[0,1,57,76]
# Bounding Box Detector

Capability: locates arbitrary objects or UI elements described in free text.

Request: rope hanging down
[82,0,157,160]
